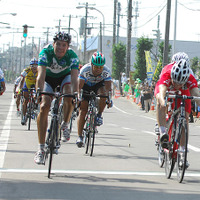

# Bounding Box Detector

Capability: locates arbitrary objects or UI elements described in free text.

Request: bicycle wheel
[27,102,32,130]
[176,119,188,183]
[158,144,165,167]
[58,103,63,139]
[20,96,24,123]
[89,114,96,157]
[69,111,74,133]
[85,127,90,154]
[47,118,57,178]
[165,118,175,179]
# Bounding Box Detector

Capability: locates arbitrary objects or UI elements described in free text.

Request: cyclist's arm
[36,65,46,91]
[190,87,200,106]
[71,68,78,93]
[104,80,112,96]
[19,76,25,90]
[158,84,167,107]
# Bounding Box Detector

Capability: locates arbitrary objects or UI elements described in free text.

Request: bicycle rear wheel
[176,119,188,183]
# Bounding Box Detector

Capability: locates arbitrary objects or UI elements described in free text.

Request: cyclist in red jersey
[155,59,200,149]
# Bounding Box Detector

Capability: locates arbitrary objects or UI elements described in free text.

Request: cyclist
[0,68,6,95]
[155,59,200,151]
[76,51,112,148]
[34,31,79,164]
[19,58,38,125]
[13,76,22,116]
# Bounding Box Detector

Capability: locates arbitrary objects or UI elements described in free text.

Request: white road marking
[113,105,133,115]
[0,168,200,177]
[0,98,15,178]
[188,144,200,152]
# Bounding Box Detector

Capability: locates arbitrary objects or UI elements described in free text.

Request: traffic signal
[23,24,28,38]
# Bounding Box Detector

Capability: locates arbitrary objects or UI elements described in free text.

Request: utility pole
[116,2,121,43]
[126,0,132,77]
[100,22,102,52]
[68,15,71,33]
[173,0,177,55]
[152,15,161,59]
[163,0,171,67]
[83,2,88,64]
[113,0,117,46]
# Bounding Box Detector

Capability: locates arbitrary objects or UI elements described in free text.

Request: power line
[178,2,200,11]
[135,3,166,29]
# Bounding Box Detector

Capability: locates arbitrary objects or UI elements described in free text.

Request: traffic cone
[114,89,121,99]
[126,89,132,100]
[150,98,155,110]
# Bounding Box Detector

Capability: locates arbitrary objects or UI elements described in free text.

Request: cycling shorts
[44,73,71,93]
[82,80,105,101]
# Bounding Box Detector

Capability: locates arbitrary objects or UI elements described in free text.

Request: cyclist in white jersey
[76,52,112,147]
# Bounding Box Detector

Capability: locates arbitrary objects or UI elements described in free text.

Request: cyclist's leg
[76,100,88,147]
[34,83,52,164]
[156,93,168,147]
[77,100,88,137]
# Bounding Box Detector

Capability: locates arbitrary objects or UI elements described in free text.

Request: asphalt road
[1,84,200,200]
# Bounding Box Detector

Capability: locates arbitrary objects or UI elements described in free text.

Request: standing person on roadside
[0,68,6,95]
[34,32,79,164]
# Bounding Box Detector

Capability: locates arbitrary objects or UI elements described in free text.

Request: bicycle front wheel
[48,118,57,178]
[88,114,96,157]
[176,119,188,183]
[27,102,32,130]
[158,144,165,168]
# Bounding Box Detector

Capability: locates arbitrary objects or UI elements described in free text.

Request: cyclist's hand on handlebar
[106,99,113,108]
[36,88,42,104]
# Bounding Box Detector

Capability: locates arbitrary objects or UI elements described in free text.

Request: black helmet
[53,32,71,43]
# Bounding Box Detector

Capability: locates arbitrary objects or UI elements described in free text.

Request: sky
[0,0,200,52]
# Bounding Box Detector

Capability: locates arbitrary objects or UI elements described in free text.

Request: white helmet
[171,52,190,66]
[171,59,190,84]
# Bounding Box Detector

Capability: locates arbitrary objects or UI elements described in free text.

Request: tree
[112,42,126,80]
[190,56,199,76]
[153,41,172,82]
[133,37,153,81]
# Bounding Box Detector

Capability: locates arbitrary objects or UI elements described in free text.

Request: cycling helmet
[91,51,105,66]
[53,31,71,43]
[30,58,38,65]
[171,52,190,65]
[171,59,190,84]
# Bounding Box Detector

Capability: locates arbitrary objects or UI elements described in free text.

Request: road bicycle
[164,91,200,183]
[39,90,77,178]
[82,91,110,157]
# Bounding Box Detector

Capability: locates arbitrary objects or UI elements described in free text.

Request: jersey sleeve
[103,66,112,81]
[69,50,79,70]
[38,48,48,67]
[186,74,198,89]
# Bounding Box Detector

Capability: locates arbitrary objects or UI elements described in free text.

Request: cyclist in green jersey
[34,32,79,164]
